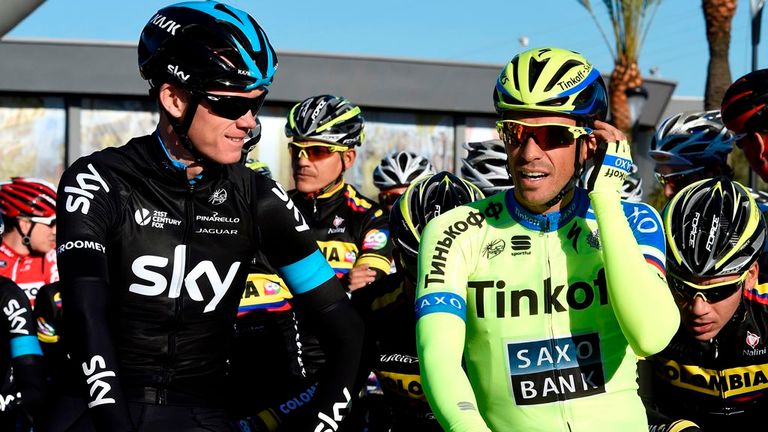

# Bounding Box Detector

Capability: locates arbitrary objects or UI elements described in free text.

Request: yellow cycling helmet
[493,47,608,121]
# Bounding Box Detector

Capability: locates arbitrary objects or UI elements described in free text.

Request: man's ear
[158,83,188,120]
[343,148,357,166]
[581,134,597,163]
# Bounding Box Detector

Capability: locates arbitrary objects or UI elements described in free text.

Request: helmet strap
[15,223,34,252]
[162,92,207,165]
[544,137,584,208]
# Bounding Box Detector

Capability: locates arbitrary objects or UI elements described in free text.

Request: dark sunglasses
[193,88,268,120]
[288,142,348,162]
[668,271,748,304]
[654,167,705,187]
[378,190,403,207]
[496,120,592,150]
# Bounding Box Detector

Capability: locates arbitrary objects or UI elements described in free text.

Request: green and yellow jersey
[415,187,678,432]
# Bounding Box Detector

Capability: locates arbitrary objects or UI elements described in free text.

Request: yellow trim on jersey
[371,283,405,311]
[655,357,768,399]
[317,240,358,270]
[357,253,391,273]
[241,273,292,307]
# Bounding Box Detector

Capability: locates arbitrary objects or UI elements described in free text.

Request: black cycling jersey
[352,273,439,432]
[54,134,363,432]
[0,276,44,428]
[290,181,393,289]
[642,283,768,430]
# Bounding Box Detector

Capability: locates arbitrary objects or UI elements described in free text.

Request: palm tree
[577,0,663,135]
[702,0,738,110]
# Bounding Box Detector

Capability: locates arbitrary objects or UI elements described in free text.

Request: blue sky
[5,0,767,97]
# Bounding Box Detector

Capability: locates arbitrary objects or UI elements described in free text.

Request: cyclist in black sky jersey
[44,2,363,431]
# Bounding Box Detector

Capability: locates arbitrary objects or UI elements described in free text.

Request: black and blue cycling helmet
[138,1,277,91]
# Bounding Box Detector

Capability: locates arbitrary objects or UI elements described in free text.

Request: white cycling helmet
[460,139,514,196]
[650,110,736,167]
[372,151,435,190]
[579,163,644,202]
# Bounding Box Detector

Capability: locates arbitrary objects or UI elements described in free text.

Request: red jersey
[0,242,58,307]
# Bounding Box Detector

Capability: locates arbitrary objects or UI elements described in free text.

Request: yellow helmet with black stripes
[664,176,766,278]
[493,47,608,121]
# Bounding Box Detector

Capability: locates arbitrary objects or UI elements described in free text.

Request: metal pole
[750,0,765,190]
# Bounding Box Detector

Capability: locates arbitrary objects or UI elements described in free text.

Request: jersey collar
[506,187,589,232]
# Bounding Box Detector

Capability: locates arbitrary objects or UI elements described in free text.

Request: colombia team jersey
[415,187,667,431]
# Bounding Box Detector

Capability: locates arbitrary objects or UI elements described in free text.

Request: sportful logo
[510,235,531,256]
[209,189,228,205]
[129,245,241,313]
[64,163,110,215]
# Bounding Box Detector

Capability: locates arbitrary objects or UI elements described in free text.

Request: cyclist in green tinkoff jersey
[414,46,680,432]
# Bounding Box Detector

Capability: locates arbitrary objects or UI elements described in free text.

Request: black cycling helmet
[390,171,484,273]
[460,139,514,196]
[721,68,768,134]
[664,176,766,278]
[372,151,434,190]
[493,47,609,122]
[285,95,365,148]
[138,1,277,91]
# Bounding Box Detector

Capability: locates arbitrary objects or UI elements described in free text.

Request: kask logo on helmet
[150,13,180,35]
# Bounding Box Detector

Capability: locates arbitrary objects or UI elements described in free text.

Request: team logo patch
[363,229,388,250]
[264,281,282,296]
[135,208,152,226]
[345,251,357,263]
[209,188,228,205]
[506,333,606,405]
[328,215,346,234]
[482,239,505,259]
[747,331,761,349]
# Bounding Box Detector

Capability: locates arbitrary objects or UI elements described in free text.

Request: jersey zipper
[542,218,572,431]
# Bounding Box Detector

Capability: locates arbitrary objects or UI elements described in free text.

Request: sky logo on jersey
[506,333,605,405]
[363,229,388,250]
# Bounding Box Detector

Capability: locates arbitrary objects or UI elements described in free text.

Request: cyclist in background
[414,46,679,431]
[642,177,768,430]
[460,139,515,197]
[372,150,434,211]
[0,178,58,306]
[286,94,392,292]
[649,110,737,199]
[353,171,483,431]
[0,217,46,431]
[47,2,362,431]
[721,68,768,183]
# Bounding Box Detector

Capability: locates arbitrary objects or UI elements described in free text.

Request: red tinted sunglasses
[496,120,592,150]
[378,190,403,207]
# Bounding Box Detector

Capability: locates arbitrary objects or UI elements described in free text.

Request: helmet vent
[527,57,549,92]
